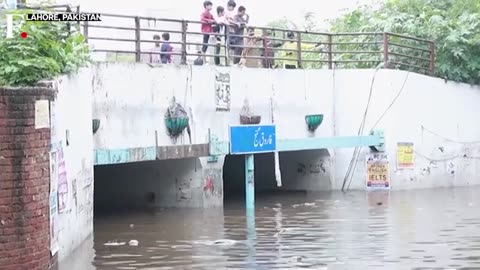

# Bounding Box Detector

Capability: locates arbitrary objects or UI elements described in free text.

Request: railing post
[82,21,89,43]
[327,34,333,69]
[181,20,188,65]
[262,29,268,68]
[382,32,389,69]
[224,27,230,66]
[76,5,81,31]
[134,16,141,62]
[429,42,435,76]
[296,32,302,68]
[66,5,72,36]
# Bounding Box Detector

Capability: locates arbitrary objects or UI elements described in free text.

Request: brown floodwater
[61,187,480,269]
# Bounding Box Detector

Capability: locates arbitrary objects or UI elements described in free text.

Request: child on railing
[159,33,173,64]
[200,1,216,59]
[142,34,162,64]
[213,6,227,65]
[231,6,249,65]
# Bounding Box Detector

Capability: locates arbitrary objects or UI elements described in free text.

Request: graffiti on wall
[215,71,231,111]
[204,176,214,195]
[57,147,68,212]
[176,178,192,201]
[297,162,327,175]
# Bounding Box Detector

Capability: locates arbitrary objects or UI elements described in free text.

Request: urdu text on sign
[230,125,276,155]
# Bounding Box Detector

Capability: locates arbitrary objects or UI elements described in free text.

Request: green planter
[305,114,323,132]
[92,119,101,134]
[165,117,189,137]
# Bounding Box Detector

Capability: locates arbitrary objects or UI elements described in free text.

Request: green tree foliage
[0,9,90,86]
[330,0,480,84]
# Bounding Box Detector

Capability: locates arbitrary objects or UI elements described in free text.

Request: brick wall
[0,88,57,270]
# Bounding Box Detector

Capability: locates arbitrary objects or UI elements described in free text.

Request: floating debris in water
[104,241,126,246]
[212,239,237,246]
[128,240,139,246]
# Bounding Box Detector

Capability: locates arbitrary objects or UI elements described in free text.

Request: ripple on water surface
[74,187,480,269]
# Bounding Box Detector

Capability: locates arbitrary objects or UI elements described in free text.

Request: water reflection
[62,187,480,269]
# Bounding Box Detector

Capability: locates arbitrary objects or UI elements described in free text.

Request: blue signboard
[230,125,276,155]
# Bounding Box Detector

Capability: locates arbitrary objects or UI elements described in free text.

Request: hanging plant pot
[165,117,189,137]
[240,115,261,125]
[305,114,323,132]
[92,119,101,134]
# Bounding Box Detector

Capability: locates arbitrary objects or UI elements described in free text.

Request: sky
[56,0,377,29]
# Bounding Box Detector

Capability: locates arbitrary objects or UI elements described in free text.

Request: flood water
[63,187,480,269]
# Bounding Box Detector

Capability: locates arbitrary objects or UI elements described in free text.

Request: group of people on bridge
[144,0,324,69]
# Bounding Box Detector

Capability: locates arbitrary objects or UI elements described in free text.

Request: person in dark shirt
[160,33,173,64]
[200,1,216,56]
[231,6,248,65]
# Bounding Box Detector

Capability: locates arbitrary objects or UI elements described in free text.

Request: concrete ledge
[277,135,383,152]
[94,135,382,165]
[94,144,211,165]
[156,144,209,160]
[95,147,156,165]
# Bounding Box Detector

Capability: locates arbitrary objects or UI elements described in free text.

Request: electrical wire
[421,126,480,145]
[369,71,410,133]
[343,68,412,191]
[341,65,381,192]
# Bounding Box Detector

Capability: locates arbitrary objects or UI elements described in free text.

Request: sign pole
[245,154,255,209]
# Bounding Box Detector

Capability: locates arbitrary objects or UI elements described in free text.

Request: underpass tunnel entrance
[94,158,203,215]
[222,153,277,203]
[222,149,332,204]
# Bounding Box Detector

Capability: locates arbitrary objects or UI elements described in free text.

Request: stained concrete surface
[61,186,480,269]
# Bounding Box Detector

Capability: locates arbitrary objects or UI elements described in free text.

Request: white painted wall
[81,63,480,190]
[91,63,335,150]
[51,70,95,262]
[333,69,480,190]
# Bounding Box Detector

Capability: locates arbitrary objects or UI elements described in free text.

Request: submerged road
[63,187,480,269]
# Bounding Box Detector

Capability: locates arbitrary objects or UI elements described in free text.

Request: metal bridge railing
[15,8,436,75]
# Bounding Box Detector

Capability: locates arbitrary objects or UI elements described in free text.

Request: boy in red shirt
[200,1,216,56]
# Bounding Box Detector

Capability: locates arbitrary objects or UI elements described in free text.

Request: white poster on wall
[366,153,390,190]
[49,151,59,255]
[35,100,50,129]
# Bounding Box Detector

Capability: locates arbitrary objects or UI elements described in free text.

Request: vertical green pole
[245,154,255,209]
[245,154,256,267]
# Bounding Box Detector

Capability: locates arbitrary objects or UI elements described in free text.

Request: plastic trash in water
[128,240,139,246]
[104,241,126,246]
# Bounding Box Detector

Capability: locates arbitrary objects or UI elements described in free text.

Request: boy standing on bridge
[200,1,216,59]
[231,6,249,65]
[160,33,174,64]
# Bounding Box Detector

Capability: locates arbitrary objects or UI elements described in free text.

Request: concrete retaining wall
[51,74,95,263]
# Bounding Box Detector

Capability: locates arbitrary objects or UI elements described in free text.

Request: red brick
[0,88,57,269]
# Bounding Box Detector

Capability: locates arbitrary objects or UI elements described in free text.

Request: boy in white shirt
[214,6,227,65]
